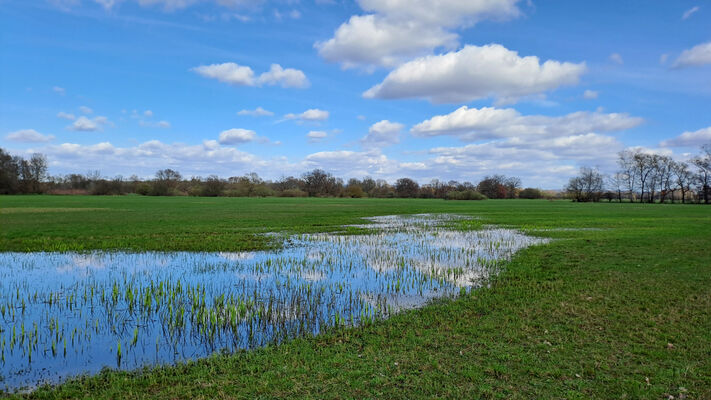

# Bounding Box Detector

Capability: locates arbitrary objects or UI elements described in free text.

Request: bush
[251,186,275,197]
[519,188,543,199]
[445,190,487,201]
[187,186,203,197]
[279,188,308,197]
[135,183,151,196]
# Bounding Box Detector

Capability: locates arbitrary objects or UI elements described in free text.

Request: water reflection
[0,214,547,392]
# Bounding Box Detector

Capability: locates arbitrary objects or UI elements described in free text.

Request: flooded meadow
[0,214,548,392]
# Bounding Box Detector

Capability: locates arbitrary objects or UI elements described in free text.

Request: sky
[1,0,710,188]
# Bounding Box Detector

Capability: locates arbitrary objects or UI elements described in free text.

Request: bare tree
[692,144,711,204]
[566,167,604,202]
[673,161,693,204]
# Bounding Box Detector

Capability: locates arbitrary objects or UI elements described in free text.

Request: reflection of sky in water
[0,214,547,392]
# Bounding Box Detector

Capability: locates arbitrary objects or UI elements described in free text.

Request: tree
[566,167,604,202]
[152,168,182,196]
[202,175,225,197]
[617,150,637,202]
[302,169,341,197]
[692,144,711,204]
[477,175,507,199]
[395,178,419,198]
[0,148,20,194]
[673,162,693,204]
[518,188,543,199]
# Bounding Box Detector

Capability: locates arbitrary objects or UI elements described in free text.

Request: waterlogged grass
[0,215,545,391]
[1,197,710,398]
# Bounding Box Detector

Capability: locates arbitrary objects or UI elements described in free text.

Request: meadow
[1,196,710,399]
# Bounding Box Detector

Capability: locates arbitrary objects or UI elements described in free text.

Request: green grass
[1,196,710,399]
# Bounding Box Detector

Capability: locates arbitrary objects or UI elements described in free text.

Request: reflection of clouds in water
[306,250,324,262]
[0,214,553,391]
[219,252,255,261]
[299,270,326,282]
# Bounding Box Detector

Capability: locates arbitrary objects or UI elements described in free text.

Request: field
[1,196,710,399]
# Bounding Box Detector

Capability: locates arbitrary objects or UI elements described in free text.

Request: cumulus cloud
[5,129,55,143]
[672,41,711,68]
[361,120,403,148]
[192,62,308,88]
[363,44,586,104]
[79,105,93,114]
[305,149,401,177]
[682,6,700,20]
[660,127,711,147]
[316,15,458,70]
[316,0,521,70]
[69,116,111,132]
[410,106,643,141]
[218,128,257,145]
[52,86,65,95]
[237,107,274,117]
[307,130,328,143]
[37,139,271,178]
[284,109,329,122]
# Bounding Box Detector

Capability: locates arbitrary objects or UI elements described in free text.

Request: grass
[1,196,710,398]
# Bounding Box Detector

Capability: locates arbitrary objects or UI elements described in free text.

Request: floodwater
[0,214,547,392]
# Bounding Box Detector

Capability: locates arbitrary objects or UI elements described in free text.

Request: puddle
[0,214,547,392]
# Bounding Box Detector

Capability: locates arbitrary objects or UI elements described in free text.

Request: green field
[1,196,710,399]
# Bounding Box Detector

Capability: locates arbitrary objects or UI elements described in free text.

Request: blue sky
[1,0,710,188]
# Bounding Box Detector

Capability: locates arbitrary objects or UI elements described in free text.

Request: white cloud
[255,64,309,88]
[237,107,274,117]
[583,90,598,99]
[144,110,154,117]
[192,62,308,88]
[660,127,711,147]
[609,53,624,65]
[672,41,711,68]
[69,116,111,132]
[363,44,586,104]
[305,149,400,177]
[52,86,66,95]
[192,62,255,86]
[410,106,643,141]
[284,108,329,122]
[316,15,458,70]
[5,129,55,143]
[57,111,76,120]
[659,53,669,65]
[79,105,93,114]
[315,0,521,70]
[682,6,700,20]
[307,130,328,143]
[362,120,403,148]
[37,139,270,178]
[218,128,256,145]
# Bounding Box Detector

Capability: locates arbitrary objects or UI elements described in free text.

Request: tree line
[566,144,711,203]
[0,148,554,200]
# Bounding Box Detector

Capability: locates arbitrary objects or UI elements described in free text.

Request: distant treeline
[0,148,556,200]
[566,144,711,204]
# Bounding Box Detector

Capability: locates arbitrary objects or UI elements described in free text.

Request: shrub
[519,188,543,199]
[279,188,308,197]
[135,183,151,196]
[445,190,487,201]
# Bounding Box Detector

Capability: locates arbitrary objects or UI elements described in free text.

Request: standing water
[0,214,547,392]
